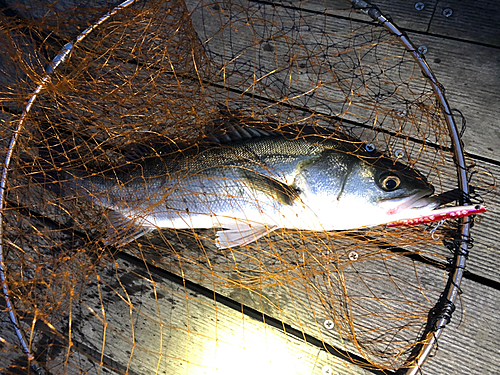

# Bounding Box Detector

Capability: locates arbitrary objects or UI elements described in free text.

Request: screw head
[324,319,335,330]
[414,2,424,11]
[365,143,375,152]
[417,45,428,55]
[443,8,453,17]
[396,108,407,117]
[348,251,359,261]
[394,149,405,159]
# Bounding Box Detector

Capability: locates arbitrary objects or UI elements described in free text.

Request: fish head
[292,150,441,230]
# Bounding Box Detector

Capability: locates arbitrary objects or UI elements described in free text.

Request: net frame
[0,1,137,374]
[346,1,472,373]
[0,0,476,374]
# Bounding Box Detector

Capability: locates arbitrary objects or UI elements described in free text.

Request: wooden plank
[280,0,500,47]
[0,207,373,374]
[419,277,500,374]
[428,0,500,47]
[0,297,32,375]
[247,2,500,162]
[370,0,500,48]
[277,0,437,32]
[4,0,496,163]
[187,0,459,151]
[33,256,375,375]
[0,111,118,374]
[2,215,498,375]
[0,15,46,113]
[1,296,121,375]
[132,226,455,368]
[127,228,500,375]
[405,31,500,163]
[455,160,500,282]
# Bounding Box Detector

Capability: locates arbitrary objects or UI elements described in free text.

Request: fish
[61,125,447,249]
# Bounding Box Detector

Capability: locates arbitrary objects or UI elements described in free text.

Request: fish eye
[380,174,401,191]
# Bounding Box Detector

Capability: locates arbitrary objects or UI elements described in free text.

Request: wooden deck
[1,0,499,374]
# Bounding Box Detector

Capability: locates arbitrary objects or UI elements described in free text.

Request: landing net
[0,1,486,374]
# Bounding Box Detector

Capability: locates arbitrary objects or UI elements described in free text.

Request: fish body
[69,128,440,248]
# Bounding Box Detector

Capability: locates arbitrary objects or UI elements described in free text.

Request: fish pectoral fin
[103,210,155,247]
[236,168,300,206]
[216,223,278,249]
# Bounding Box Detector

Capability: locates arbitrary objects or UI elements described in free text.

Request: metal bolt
[365,143,375,152]
[348,251,359,261]
[414,2,424,11]
[442,8,453,17]
[324,319,335,330]
[417,45,428,55]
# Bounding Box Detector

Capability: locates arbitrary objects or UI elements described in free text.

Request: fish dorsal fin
[205,113,272,144]
[216,222,278,249]
[206,125,271,144]
[123,112,274,161]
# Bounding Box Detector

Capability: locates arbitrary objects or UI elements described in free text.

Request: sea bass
[65,127,443,248]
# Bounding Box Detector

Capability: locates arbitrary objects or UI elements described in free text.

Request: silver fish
[65,127,441,248]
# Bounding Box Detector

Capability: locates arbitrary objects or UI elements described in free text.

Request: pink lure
[386,205,487,227]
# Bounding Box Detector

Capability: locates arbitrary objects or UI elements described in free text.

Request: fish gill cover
[0,0,491,374]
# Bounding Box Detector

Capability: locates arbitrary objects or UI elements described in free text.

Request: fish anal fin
[216,222,277,249]
[103,210,154,247]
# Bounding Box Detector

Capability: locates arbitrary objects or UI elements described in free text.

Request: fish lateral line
[386,204,487,227]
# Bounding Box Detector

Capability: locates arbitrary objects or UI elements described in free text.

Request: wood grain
[278,0,438,32]
[428,0,500,47]
[24,255,375,375]
[1,1,500,374]
[421,277,500,374]
[405,32,500,163]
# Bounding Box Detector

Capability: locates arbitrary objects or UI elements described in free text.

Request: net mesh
[0,0,484,374]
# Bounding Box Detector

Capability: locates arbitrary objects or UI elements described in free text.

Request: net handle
[347,1,471,374]
[0,1,137,372]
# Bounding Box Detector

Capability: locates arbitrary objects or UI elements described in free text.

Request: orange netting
[0,1,485,374]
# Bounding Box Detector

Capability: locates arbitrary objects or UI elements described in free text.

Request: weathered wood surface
[278,0,500,162]
[0,249,374,375]
[1,0,500,375]
[62,255,374,375]
[426,0,500,47]
[420,276,500,375]
[406,33,500,163]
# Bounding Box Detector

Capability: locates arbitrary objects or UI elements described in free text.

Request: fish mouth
[382,189,442,216]
[403,193,442,211]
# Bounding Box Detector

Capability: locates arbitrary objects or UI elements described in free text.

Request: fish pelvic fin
[216,223,278,249]
[103,210,155,247]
